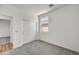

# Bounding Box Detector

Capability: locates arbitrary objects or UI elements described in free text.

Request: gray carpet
[0,40,79,55]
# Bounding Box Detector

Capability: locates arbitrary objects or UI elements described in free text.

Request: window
[40,16,48,32]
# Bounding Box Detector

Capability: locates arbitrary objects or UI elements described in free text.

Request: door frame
[0,14,13,46]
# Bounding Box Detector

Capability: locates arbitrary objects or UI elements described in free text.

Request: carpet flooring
[0,40,79,55]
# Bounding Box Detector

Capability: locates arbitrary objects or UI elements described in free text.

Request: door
[23,19,35,44]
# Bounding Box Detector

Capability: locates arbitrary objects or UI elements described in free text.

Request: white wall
[76,5,79,52]
[0,20,10,37]
[40,5,79,52]
[0,5,36,48]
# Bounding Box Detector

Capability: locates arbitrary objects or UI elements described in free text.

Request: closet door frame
[0,14,13,45]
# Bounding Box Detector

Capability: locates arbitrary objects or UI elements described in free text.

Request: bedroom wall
[40,5,79,52]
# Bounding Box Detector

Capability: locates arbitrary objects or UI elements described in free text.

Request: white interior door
[23,19,35,44]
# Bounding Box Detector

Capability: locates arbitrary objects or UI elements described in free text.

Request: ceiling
[12,4,50,16]
[0,4,69,20]
[12,4,68,16]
